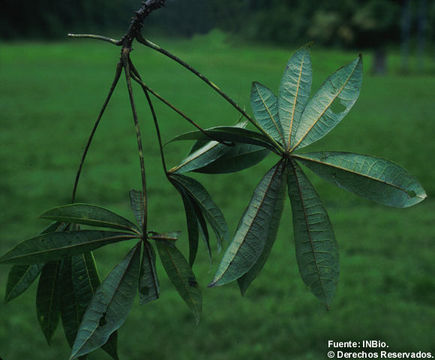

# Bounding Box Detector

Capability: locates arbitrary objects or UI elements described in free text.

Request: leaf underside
[287,161,339,307]
[210,161,286,287]
[294,152,427,208]
[156,240,202,324]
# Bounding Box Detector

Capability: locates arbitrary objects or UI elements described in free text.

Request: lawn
[0,31,434,359]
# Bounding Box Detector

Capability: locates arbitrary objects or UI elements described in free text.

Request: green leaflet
[238,166,286,294]
[0,230,136,265]
[5,263,43,302]
[251,81,284,144]
[170,174,229,249]
[294,152,427,208]
[169,126,277,152]
[278,46,312,149]
[70,244,141,359]
[41,204,139,233]
[37,261,62,344]
[156,240,202,324]
[129,190,145,228]
[180,192,200,266]
[292,56,362,151]
[139,241,159,305]
[61,253,119,360]
[5,222,67,302]
[210,161,286,287]
[287,161,339,307]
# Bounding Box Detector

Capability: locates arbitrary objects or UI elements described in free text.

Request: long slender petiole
[123,53,148,236]
[136,34,284,153]
[68,33,122,46]
[71,62,123,203]
[130,71,230,145]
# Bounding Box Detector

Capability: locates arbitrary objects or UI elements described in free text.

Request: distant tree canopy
[1,0,434,52]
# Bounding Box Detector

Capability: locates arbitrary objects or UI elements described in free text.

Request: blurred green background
[1,1,434,359]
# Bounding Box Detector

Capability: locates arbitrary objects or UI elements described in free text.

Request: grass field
[0,32,434,359]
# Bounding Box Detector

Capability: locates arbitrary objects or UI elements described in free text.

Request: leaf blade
[251,81,284,144]
[129,190,145,228]
[156,240,202,323]
[0,230,136,265]
[41,204,139,233]
[210,161,286,287]
[292,56,362,150]
[139,241,159,305]
[278,46,312,149]
[293,152,427,208]
[287,161,339,307]
[70,244,141,359]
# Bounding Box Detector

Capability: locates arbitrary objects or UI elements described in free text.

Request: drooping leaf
[180,194,199,266]
[70,244,141,359]
[209,161,286,287]
[60,253,119,360]
[129,190,145,228]
[36,261,62,344]
[0,230,136,265]
[291,56,362,150]
[156,240,202,324]
[293,152,427,208]
[251,81,284,144]
[170,174,228,249]
[41,204,139,233]
[278,46,312,149]
[238,166,286,294]
[168,126,277,152]
[5,222,67,302]
[139,241,159,305]
[287,161,339,307]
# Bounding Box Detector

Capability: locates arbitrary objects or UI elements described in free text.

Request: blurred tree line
[1,0,434,64]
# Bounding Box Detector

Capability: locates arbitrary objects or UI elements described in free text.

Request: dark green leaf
[70,244,141,359]
[210,161,286,287]
[129,190,144,228]
[238,167,286,294]
[41,204,139,233]
[170,174,228,249]
[139,242,159,305]
[291,56,362,150]
[5,263,43,302]
[294,152,427,208]
[193,144,269,174]
[168,126,277,152]
[0,230,136,265]
[180,194,199,266]
[279,46,312,149]
[61,253,119,360]
[156,240,202,324]
[37,261,62,344]
[287,161,339,307]
[251,81,284,144]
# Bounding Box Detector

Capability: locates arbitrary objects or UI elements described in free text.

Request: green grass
[0,31,434,359]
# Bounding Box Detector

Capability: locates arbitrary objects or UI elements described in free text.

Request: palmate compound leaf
[36,260,62,344]
[251,81,285,145]
[40,204,139,233]
[70,243,141,359]
[209,161,286,287]
[278,45,312,149]
[291,56,363,151]
[293,152,427,208]
[0,231,136,265]
[287,160,339,307]
[61,253,119,360]
[169,174,229,251]
[5,222,67,302]
[156,239,202,324]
